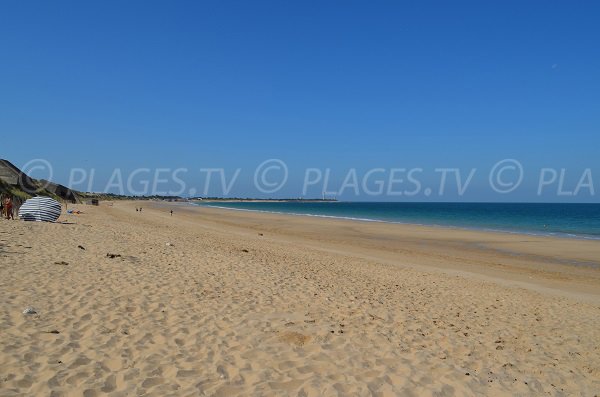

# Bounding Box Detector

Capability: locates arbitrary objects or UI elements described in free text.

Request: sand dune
[0,201,598,396]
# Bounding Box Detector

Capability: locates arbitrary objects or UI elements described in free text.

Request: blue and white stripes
[18,196,62,222]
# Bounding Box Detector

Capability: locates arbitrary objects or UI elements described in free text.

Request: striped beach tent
[18,196,62,222]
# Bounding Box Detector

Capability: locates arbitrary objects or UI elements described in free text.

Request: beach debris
[106,253,121,259]
[166,242,174,247]
[368,313,385,321]
[22,307,37,315]
[241,249,249,253]
[78,245,86,250]
[217,365,228,379]
[258,233,264,236]
[54,261,69,266]
[45,330,60,334]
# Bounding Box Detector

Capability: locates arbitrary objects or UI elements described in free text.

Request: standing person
[5,196,13,220]
[0,195,4,219]
[170,210,173,216]
[139,207,142,213]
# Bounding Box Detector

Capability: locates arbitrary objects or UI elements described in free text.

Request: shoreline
[158,201,600,303]
[196,202,600,242]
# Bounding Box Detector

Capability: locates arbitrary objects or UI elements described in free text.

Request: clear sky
[1,1,599,201]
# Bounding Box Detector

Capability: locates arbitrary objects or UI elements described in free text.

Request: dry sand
[0,201,599,396]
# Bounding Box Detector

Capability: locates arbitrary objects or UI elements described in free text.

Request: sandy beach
[1,201,599,396]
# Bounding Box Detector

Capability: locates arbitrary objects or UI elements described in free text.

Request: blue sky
[1,1,599,201]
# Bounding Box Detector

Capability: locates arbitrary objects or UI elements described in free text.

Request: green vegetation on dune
[0,179,64,203]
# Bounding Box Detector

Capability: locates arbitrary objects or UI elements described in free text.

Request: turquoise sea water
[196,202,600,240]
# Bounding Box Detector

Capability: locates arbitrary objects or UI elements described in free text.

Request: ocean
[196,202,600,240]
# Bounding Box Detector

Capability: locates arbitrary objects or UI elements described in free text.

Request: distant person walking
[170,210,173,216]
[4,197,13,220]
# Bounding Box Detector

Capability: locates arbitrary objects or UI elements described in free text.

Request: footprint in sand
[279,331,311,346]
[141,377,164,388]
